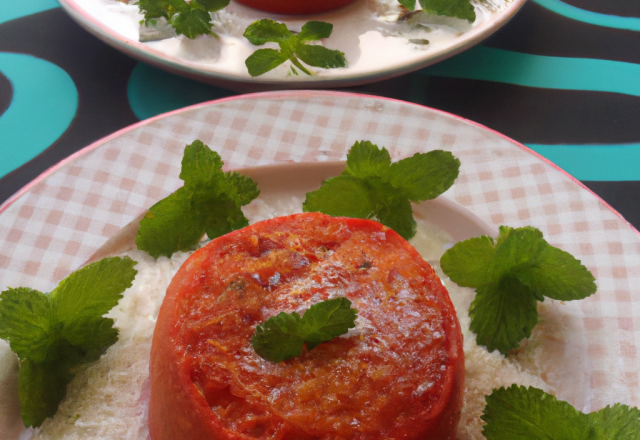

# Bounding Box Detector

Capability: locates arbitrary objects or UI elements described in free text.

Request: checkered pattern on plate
[1,90,639,413]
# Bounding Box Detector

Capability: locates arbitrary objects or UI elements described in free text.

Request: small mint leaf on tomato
[252,297,358,363]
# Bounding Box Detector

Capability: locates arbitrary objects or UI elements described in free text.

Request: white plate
[58,0,526,90]
[1,91,639,431]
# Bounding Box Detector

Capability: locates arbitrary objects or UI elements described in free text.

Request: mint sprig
[243,19,347,77]
[398,0,476,22]
[441,226,597,355]
[135,140,260,259]
[302,140,460,240]
[137,0,230,39]
[251,297,358,363]
[0,257,138,427]
[482,385,640,439]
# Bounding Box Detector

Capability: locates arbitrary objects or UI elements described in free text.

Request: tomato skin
[149,213,464,440]
[233,0,359,15]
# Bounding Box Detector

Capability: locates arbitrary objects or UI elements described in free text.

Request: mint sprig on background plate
[303,140,460,240]
[0,257,137,427]
[398,0,476,22]
[135,140,260,259]
[483,385,640,439]
[137,0,230,39]
[441,225,597,355]
[243,19,347,77]
[252,297,358,363]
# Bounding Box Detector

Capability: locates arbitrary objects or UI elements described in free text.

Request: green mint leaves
[0,257,137,427]
[441,226,597,355]
[398,0,476,22]
[135,140,260,259]
[302,140,460,240]
[137,0,230,39]
[252,297,358,363]
[243,19,347,77]
[482,385,640,439]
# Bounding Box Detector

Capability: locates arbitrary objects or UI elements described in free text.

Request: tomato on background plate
[234,0,359,15]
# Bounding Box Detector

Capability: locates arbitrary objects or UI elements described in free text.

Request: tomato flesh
[149,213,464,440]
[233,0,359,15]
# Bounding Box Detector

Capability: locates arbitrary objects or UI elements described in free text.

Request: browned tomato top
[171,213,461,439]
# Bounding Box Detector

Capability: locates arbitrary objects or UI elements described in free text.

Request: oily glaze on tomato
[233,0,358,15]
[149,213,464,440]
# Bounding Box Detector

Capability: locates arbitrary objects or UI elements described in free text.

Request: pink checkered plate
[1,91,639,435]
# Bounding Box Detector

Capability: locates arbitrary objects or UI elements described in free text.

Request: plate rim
[57,0,528,89]
[2,89,636,237]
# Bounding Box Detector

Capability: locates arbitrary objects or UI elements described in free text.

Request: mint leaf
[252,297,358,363]
[589,404,640,438]
[517,244,598,302]
[138,0,229,39]
[343,140,391,178]
[438,236,494,287]
[441,226,597,355]
[136,140,260,259]
[193,0,229,10]
[0,257,137,427]
[243,19,346,77]
[482,385,640,439]
[420,0,476,22]
[482,385,590,439]
[385,150,461,202]
[296,44,349,69]
[297,21,334,41]
[303,141,459,240]
[469,279,538,355]
[398,0,475,22]
[0,288,55,363]
[398,0,416,9]
[246,49,289,77]
[243,19,291,44]
[18,356,75,428]
[172,8,212,38]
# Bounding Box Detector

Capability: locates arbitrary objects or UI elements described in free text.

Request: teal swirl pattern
[127,63,233,121]
[422,45,640,181]
[532,0,640,31]
[0,53,77,178]
[1,0,60,24]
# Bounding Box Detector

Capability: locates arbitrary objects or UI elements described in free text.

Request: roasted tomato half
[149,212,464,440]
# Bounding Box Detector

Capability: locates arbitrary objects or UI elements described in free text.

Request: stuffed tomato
[149,212,464,439]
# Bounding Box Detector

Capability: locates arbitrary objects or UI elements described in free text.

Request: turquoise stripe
[422,47,640,181]
[525,143,640,181]
[532,0,640,32]
[0,53,78,178]
[127,63,232,120]
[0,0,60,24]
[423,46,640,97]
